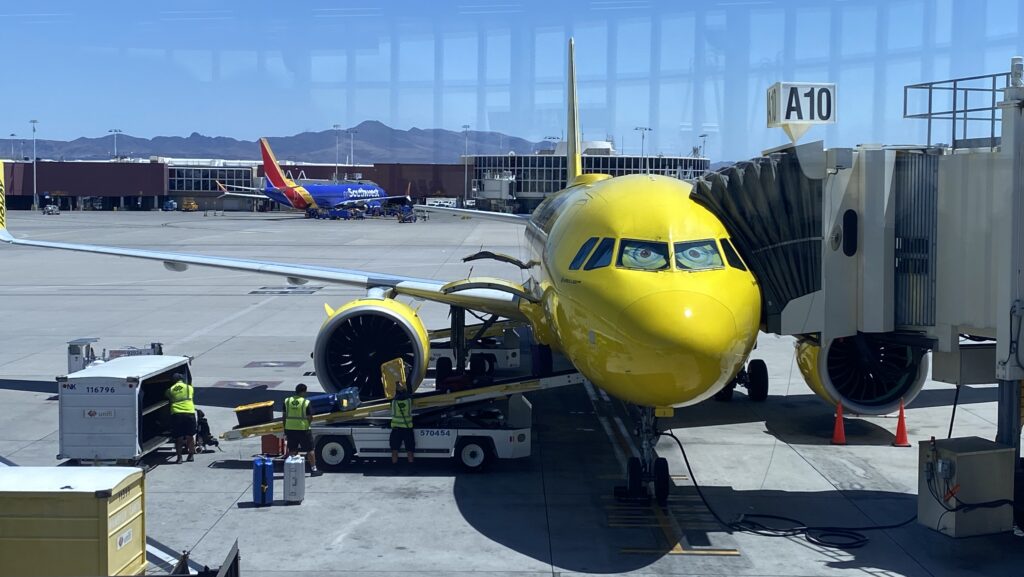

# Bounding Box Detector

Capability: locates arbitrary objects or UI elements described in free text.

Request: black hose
[659,431,917,549]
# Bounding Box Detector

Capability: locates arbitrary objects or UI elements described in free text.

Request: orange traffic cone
[892,398,911,447]
[831,403,847,445]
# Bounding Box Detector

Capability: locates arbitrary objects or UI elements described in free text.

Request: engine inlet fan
[314,307,422,399]
[824,333,928,411]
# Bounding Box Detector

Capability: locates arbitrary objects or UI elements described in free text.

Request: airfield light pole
[462,124,470,206]
[108,128,122,160]
[332,124,341,180]
[698,133,708,159]
[634,126,651,173]
[8,133,14,159]
[347,129,358,166]
[30,119,38,210]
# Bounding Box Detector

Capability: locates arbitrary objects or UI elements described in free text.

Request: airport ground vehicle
[162,200,178,211]
[180,198,198,212]
[224,371,582,472]
[42,204,60,215]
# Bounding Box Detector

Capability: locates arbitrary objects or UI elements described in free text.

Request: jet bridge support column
[995,61,1024,522]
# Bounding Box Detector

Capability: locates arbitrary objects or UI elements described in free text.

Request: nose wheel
[620,407,672,506]
[713,359,769,402]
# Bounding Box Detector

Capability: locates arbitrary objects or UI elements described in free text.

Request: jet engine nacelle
[795,334,929,415]
[313,298,429,399]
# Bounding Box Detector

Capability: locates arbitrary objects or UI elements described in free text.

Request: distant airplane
[216,138,408,211]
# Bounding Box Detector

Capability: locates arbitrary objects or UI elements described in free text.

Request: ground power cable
[659,431,917,549]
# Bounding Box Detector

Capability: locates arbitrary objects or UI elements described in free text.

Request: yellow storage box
[0,467,146,577]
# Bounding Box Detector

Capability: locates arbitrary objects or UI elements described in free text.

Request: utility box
[58,355,191,462]
[917,437,1015,537]
[0,467,147,576]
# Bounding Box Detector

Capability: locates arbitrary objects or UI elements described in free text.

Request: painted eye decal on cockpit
[674,240,724,271]
[618,240,670,271]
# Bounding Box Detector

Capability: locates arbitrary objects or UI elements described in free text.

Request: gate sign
[767,82,836,142]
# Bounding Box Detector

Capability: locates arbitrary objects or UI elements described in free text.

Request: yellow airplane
[0,39,759,502]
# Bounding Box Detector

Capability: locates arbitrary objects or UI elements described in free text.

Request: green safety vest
[167,382,195,414]
[283,396,311,431]
[391,398,413,429]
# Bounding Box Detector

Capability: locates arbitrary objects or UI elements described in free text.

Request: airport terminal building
[1,158,465,212]
[2,142,706,213]
[469,141,708,212]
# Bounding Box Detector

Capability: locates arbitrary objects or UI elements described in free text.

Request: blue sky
[2,0,1022,160]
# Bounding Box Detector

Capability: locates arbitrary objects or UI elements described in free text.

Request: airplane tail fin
[0,160,9,241]
[566,37,582,185]
[259,138,298,193]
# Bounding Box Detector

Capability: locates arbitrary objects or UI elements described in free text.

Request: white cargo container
[58,355,192,462]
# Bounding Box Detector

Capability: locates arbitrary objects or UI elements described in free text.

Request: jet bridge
[692,60,1024,462]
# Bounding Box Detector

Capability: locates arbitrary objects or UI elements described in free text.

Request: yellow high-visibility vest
[283,396,311,431]
[391,398,413,428]
[167,382,195,414]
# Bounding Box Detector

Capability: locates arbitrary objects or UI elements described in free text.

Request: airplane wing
[216,181,267,199]
[414,205,530,225]
[332,195,411,209]
[0,228,527,321]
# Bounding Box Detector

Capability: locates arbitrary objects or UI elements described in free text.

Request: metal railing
[904,71,1011,149]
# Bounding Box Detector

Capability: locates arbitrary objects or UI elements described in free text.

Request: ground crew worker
[390,382,415,467]
[283,383,318,475]
[166,373,196,464]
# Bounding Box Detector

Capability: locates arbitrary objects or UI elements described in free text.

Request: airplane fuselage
[262,181,387,211]
[519,173,762,408]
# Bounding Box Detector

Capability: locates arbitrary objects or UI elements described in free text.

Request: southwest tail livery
[217,139,407,211]
[0,160,7,237]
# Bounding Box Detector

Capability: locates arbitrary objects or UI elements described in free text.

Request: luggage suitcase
[336,386,361,411]
[283,455,306,504]
[307,393,338,415]
[252,456,274,506]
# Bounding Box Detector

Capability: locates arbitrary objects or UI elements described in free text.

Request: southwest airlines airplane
[0,40,924,501]
[216,138,408,211]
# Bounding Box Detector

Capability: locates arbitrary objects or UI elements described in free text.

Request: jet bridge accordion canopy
[691,151,822,331]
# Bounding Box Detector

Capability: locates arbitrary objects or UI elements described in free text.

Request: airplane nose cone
[611,291,743,406]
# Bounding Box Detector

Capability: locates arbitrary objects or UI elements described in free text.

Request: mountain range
[5,120,546,164]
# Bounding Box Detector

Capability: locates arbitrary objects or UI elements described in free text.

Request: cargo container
[0,467,146,576]
[58,355,192,462]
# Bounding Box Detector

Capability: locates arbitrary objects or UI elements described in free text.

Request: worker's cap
[295,383,308,393]
[172,372,185,381]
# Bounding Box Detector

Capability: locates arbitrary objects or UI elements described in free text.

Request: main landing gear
[713,359,768,402]
[619,407,672,506]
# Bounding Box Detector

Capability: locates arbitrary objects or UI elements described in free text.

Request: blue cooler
[252,456,274,506]
[307,393,339,415]
[336,387,361,411]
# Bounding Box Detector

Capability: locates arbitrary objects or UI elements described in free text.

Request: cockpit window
[617,240,670,271]
[719,238,747,271]
[569,237,599,270]
[674,240,724,271]
[583,238,616,270]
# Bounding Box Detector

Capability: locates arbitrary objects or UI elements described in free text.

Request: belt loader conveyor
[221,370,583,441]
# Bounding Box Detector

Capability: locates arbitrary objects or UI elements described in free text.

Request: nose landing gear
[619,407,672,506]
[713,358,769,402]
